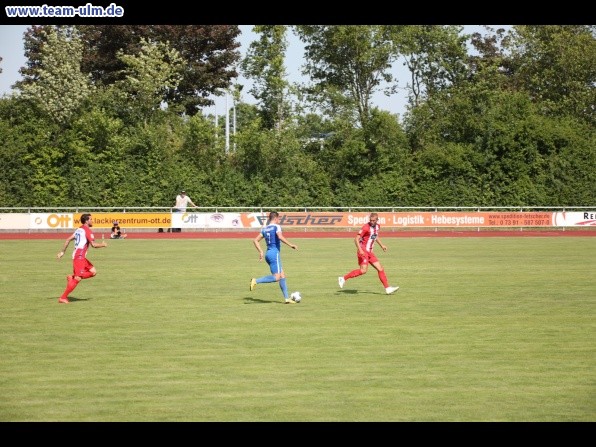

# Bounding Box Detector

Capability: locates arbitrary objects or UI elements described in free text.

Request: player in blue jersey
[250,211,299,304]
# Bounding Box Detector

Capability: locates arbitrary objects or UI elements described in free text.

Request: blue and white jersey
[261,223,282,252]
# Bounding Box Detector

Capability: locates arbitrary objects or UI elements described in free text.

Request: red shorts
[357,250,378,266]
[73,258,93,276]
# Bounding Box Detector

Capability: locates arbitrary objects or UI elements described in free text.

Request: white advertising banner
[29,213,75,230]
[0,213,30,229]
[552,211,596,227]
[170,212,260,229]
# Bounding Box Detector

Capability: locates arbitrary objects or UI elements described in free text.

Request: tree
[389,25,468,109]
[0,96,48,206]
[241,25,290,131]
[294,25,395,132]
[506,25,596,125]
[115,37,183,122]
[77,25,242,115]
[152,25,241,115]
[180,113,221,174]
[16,25,51,89]
[18,26,93,126]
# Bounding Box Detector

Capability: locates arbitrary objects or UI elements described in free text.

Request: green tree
[16,25,52,88]
[0,96,54,206]
[19,26,93,126]
[294,25,395,132]
[76,25,241,115]
[390,25,468,109]
[180,113,221,175]
[506,25,596,125]
[241,25,290,130]
[116,37,183,122]
[64,107,130,206]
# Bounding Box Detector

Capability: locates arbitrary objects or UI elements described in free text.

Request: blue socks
[256,276,289,299]
[256,275,276,284]
[279,278,289,299]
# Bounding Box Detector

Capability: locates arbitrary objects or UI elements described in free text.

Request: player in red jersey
[338,212,399,295]
[56,213,108,303]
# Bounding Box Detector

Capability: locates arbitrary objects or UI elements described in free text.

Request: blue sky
[0,25,501,118]
[0,25,27,95]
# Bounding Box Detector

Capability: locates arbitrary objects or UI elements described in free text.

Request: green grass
[0,236,594,421]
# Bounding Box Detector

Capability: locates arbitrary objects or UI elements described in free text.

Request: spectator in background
[174,190,197,212]
[111,221,127,239]
[172,190,198,233]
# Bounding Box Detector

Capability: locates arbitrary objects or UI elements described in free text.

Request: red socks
[345,269,389,288]
[61,277,79,300]
[344,269,363,280]
[378,270,389,288]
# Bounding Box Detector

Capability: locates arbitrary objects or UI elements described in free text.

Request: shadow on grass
[50,296,91,303]
[338,289,387,295]
[339,289,359,295]
[67,296,91,302]
[243,297,282,304]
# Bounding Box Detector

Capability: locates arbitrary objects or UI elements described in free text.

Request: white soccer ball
[290,291,302,303]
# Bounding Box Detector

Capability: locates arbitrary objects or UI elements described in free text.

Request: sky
[0,25,500,119]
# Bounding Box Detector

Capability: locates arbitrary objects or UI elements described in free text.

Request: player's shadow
[244,297,282,304]
[68,296,91,302]
[49,296,91,302]
[338,290,386,295]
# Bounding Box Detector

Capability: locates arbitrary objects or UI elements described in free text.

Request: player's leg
[342,252,368,285]
[371,259,399,294]
[276,266,296,304]
[78,261,97,279]
[251,251,279,290]
[256,275,278,283]
[370,260,389,287]
[59,261,83,303]
[278,270,289,300]
[59,272,77,303]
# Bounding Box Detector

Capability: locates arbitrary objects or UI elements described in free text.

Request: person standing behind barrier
[174,190,197,212]
[338,212,399,295]
[56,213,108,304]
[172,190,197,232]
[250,211,299,304]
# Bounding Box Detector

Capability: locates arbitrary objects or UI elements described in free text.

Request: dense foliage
[1,25,594,208]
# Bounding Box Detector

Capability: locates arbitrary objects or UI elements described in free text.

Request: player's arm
[376,236,387,252]
[354,233,365,255]
[279,233,297,250]
[91,239,108,249]
[253,234,264,260]
[57,233,76,259]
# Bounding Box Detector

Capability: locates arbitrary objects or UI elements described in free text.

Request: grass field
[0,236,594,422]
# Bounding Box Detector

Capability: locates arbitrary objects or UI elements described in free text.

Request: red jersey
[71,225,94,260]
[358,222,380,253]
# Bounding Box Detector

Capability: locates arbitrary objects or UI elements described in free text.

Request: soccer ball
[290,291,302,303]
